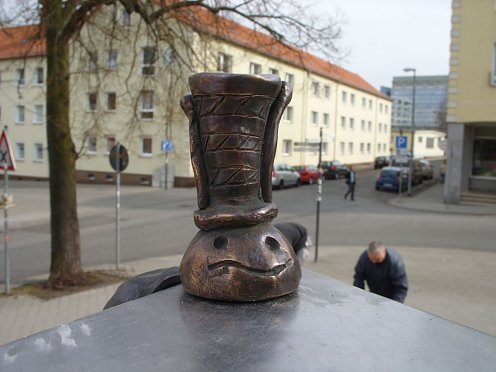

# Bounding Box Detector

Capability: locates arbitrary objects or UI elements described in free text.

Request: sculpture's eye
[265,236,280,250]
[213,235,228,249]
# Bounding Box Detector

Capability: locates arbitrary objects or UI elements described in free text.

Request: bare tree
[1,0,341,287]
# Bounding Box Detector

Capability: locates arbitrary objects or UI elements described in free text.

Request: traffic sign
[0,130,16,171]
[396,136,408,149]
[109,144,129,172]
[161,140,174,153]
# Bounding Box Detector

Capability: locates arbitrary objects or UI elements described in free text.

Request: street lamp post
[403,67,416,196]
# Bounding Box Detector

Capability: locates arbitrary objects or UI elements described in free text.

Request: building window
[106,136,116,153]
[311,111,318,126]
[284,106,294,122]
[426,138,434,149]
[87,51,98,71]
[142,47,157,75]
[341,116,346,129]
[472,138,496,177]
[362,97,366,107]
[35,67,44,85]
[378,123,382,132]
[341,91,347,103]
[16,68,25,85]
[107,49,118,70]
[379,103,383,112]
[33,104,43,124]
[367,143,371,154]
[350,93,355,105]
[217,53,232,73]
[385,105,389,114]
[384,124,388,132]
[361,120,365,131]
[348,142,353,155]
[349,118,355,130]
[282,139,292,155]
[16,143,25,160]
[321,142,328,155]
[268,67,279,75]
[249,62,262,75]
[418,136,423,143]
[368,121,372,132]
[88,92,97,111]
[323,113,329,127]
[285,73,294,86]
[311,81,320,96]
[360,142,364,154]
[140,91,154,119]
[34,143,43,161]
[106,92,116,111]
[324,85,330,98]
[122,10,131,27]
[86,136,97,153]
[141,137,152,155]
[383,143,387,152]
[369,99,373,109]
[339,141,345,155]
[16,105,25,123]
[377,143,381,152]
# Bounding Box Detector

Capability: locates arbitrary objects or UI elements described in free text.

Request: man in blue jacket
[353,241,408,303]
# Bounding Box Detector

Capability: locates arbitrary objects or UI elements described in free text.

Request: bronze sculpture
[180,73,301,301]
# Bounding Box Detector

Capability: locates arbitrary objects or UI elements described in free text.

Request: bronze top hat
[180,73,301,301]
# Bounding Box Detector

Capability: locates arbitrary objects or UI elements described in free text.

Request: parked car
[320,160,349,180]
[418,159,434,180]
[375,167,409,192]
[374,156,391,169]
[390,156,423,186]
[272,163,300,189]
[294,165,321,184]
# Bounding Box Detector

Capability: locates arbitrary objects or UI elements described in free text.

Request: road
[1,169,495,283]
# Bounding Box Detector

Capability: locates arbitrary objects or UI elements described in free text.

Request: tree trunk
[44,2,83,285]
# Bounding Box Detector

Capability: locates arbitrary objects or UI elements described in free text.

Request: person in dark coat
[353,241,408,303]
[274,222,311,263]
[344,165,356,201]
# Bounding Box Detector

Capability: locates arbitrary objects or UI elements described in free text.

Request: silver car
[272,163,300,189]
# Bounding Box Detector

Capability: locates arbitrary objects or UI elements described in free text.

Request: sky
[298,0,452,89]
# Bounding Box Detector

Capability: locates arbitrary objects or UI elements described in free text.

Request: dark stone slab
[1,269,495,371]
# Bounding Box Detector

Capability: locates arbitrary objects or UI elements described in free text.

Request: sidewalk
[0,181,495,345]
[388,182,496,216]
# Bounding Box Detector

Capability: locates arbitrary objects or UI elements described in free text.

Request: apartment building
[0,5,391,187]
[445,0,496,203]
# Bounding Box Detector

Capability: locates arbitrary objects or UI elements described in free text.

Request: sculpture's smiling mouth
[207,259,291,276]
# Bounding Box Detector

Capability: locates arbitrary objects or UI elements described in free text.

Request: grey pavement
[1,181,495,345]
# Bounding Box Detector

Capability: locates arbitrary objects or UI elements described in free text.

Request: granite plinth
[1,269,495,371]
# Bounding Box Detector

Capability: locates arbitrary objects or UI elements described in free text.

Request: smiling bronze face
[180,223,301,302]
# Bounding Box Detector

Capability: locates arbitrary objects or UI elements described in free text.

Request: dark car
[418,159,434,180]
[374,156,390,169]
[375,167,408,192]
[294,165,321,184]
[320,160,349,180]
[390,156,423,186]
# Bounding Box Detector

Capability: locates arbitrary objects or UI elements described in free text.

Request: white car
[272,163,300,189]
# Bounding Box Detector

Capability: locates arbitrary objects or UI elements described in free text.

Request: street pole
[115,143,121,270]
[3,161,9,294]
[318,126,323,168]
[314,177,322,263]
[404,67,416,196]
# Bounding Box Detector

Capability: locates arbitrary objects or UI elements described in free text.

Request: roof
[0,7,387,100]
[176,7,388,99]
[0,25,45,60]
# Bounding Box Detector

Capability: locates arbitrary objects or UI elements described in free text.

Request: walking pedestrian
[353,241,408,303]
[344,165,356,201]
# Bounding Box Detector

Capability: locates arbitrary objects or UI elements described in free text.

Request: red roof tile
[0,25,45,60]
[0,7,387,99]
